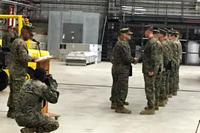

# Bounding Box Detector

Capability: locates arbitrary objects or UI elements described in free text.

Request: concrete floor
[1,61,200,133]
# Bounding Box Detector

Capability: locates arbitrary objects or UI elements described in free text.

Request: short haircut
[171,30,180,37]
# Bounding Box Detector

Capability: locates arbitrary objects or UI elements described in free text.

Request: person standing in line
[170,30,182,96]
[152,29,163,111]
[159,29,173,106]
[139,25,161,115]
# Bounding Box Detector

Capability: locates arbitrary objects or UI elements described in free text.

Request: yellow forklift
[0,15,50,91]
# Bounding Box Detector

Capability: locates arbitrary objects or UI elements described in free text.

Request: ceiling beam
[0,0,40,9]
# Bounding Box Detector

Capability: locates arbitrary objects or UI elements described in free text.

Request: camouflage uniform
[15,79,59,133]
[110,49,117,104]
[154,40,163,108]
[142,37,161,109]
[168,39,177,95]
[112,39,134,107]
[2,31,17,48]
[173,40,182,93]
[7,38,33,116]
[160,39,172,101]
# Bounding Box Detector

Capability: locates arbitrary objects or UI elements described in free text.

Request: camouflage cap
[153,27,160,34]
[163,28,170,32]
[120,28,133,35]
[144,25,153,31]
[172,30,180,36]
[167,29,173,35]
[159,29,167,35]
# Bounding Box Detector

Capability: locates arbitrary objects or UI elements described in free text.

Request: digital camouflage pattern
[142,37,161,108]
[7,76,25,114]
[173,40,182,65]
[111,39,134,107]
[142,37,161,74]
[160,39,172,100]
[7,37,33,116]
[168,39,182,94]
[8,38,33,79]
[2,31,17,48]
[168,39,177,95]
[174,40,182,92]
[162,39,173,68]
[15,79,59,133]
[154,40,163,107]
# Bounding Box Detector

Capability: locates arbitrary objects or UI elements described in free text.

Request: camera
[44,74,53,86]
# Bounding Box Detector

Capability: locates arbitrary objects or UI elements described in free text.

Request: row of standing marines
[110,25,182,115]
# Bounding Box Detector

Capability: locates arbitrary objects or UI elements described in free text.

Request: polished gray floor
[1,61,200,133]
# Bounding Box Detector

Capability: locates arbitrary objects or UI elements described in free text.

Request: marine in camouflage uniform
[165,37,173,98]
[172,31,182,95]
[110,34,121,108]
[140,25,161,115]
[168,30,182,96]
[15,68,59,133]
[153,29,163,110]
[168,31,176,97]
[7,26,35,118]
[111,28,135,114]
[110,34,131,109]
[2,26,17,49]
[159,29,172,106]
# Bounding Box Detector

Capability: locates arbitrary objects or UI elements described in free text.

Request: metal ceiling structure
[102,0,200,61]
[0,0,39,8]
[31,0,109,13]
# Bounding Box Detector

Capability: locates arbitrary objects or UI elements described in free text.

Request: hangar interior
[0,0,200,133]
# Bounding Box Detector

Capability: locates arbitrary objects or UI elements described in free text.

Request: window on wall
[62,23,83,43]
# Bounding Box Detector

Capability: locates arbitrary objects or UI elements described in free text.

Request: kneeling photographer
[15,68,59,133]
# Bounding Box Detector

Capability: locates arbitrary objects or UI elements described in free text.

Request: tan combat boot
[20,128,35,133]
[159,100,166,107]
[115,106,132,114]
[164,98,168,105]
[155,106,159,111]
[172,91,177,96]
[165,97,168,101]
[111,102,117,109]
[168,94,172,98]
[140,108,155,115]
[155,102,159,111]
[144,106,158,111]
